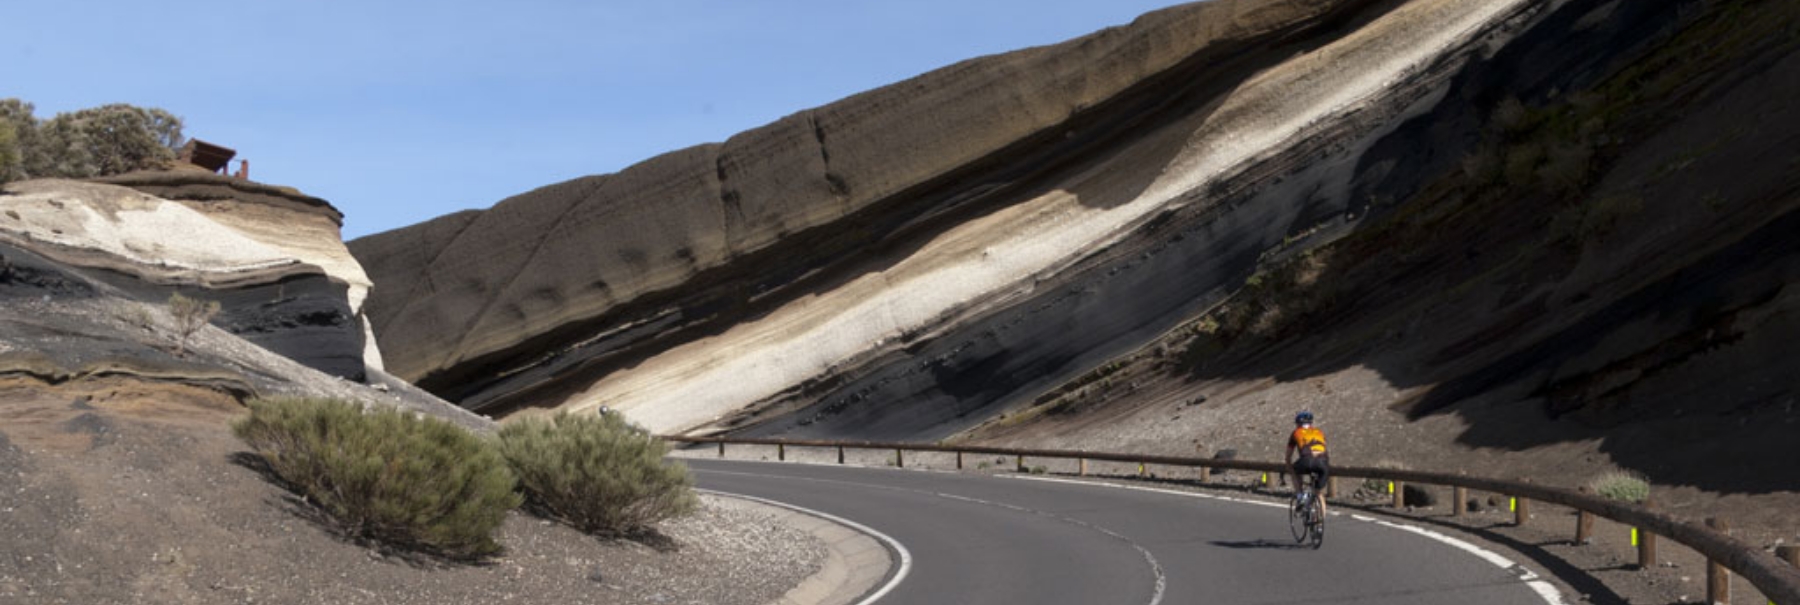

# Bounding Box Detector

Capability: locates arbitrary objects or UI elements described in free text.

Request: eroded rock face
[356,0,1792,448]
[0,176,373,381]
[355,0,1390,414]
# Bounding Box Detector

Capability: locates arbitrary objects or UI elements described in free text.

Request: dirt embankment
[0,376,821,605]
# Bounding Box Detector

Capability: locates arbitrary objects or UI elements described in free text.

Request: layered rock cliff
[354,0,1398,415]
[2,173,377,380]
[355,0,1797,492]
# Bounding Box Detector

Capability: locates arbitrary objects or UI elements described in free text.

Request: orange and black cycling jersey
[1290,426,1327,458]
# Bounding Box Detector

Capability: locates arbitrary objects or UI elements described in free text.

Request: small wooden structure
[179,139,236,173]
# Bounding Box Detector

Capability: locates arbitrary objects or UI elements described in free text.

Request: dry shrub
[232,397,521,560]
[497,412,698,537]
[1588,471,1650,503]
[166,292,219,356]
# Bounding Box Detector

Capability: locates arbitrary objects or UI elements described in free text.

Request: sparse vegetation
[232,397,522,560]
[496,411,698,537]
[1588,471,1650,503]
[167,292,220,357]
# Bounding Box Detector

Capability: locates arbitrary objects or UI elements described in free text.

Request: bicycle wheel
[1307,496,1326,549]
[1288,493,1311,543]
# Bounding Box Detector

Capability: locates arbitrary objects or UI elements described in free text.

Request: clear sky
[8,1,1185,240]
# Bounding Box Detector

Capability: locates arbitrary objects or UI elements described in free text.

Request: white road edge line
[696,488,913,605]
[1001,474,1568,605]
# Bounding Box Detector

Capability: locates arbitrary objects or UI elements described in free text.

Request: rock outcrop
[1,174,376,380]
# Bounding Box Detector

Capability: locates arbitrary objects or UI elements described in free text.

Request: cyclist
[1284,410,1330,516]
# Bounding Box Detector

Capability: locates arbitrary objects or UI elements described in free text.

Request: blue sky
[9,1,1183,239]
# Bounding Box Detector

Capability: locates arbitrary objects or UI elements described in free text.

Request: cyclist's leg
[1313,461,1330,516]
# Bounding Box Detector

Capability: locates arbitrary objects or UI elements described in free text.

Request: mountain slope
[350,0,1394,416]
[354,0,1798,542]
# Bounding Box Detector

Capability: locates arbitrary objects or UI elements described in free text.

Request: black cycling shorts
[1292,455,1330,488]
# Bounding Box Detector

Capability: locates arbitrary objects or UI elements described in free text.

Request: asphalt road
[691,459,1566,604]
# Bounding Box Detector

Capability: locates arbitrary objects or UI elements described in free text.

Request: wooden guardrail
[665,436,1800,604]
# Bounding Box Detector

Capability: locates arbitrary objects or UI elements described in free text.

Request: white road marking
[696,467,1164,605]
[695,486,912,605]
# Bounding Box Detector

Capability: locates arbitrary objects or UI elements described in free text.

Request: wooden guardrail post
[895,448,905,468]
[1780,544,1800,568]
[1637,499,1658,569]
[1197,466,1210,483]
[1393,481,1406,508]
[1514,496,1530,526]
[956,451,964,470]
[1078,458,1087,476]
[1327,476,1337,499]
[778,443,786,462]
[1575,511,1595,544]
[717,441,725,457]
[1017,455,1026,472]
[1453,487,1468,516]
[1706,517,1730,604]
[837,445,845,464]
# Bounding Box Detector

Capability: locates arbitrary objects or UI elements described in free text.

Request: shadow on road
[1209,538,1314,550]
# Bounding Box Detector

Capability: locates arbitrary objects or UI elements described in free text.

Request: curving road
[691,459,1567,604]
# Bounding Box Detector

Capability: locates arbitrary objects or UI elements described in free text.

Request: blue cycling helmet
[1295,411,1314,425]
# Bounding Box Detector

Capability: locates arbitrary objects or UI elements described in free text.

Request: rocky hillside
[0,173,830,603]
[355,0,1797,540]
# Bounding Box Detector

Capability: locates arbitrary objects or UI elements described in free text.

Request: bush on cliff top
[232,397,521,559]
[0,98,185,181]
[497,411,698,537]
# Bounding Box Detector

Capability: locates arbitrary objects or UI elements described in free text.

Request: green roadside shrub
[497,411,698,537]
[1588,471,1650,503]
[232,397,521,559]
